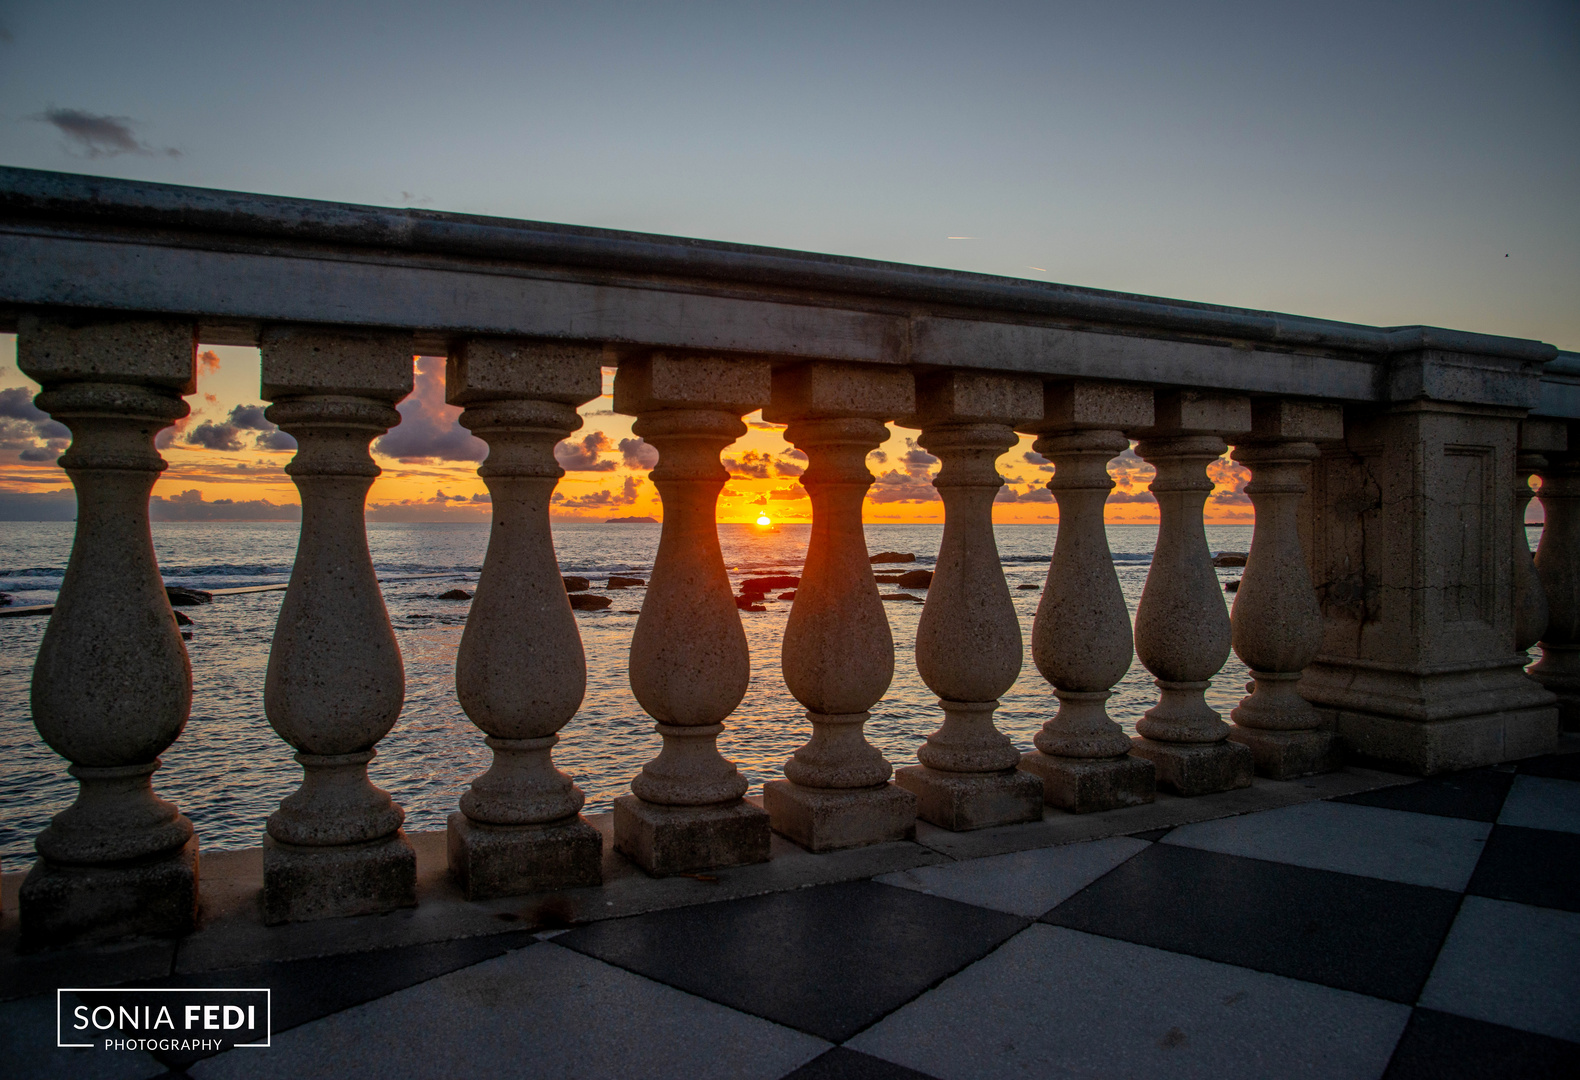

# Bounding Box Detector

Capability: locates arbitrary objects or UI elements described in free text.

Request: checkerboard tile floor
[9,754,1578,1080]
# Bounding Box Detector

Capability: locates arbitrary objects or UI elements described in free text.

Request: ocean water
[0,519,1260,863]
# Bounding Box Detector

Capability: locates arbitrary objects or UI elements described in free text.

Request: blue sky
[1,0,1576,348]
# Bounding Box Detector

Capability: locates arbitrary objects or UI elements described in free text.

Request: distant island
[605,516,658,524]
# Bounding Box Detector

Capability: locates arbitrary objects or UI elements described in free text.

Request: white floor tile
[1498,775,1580,835]
[848,924,1410,1080]
[1161,800,1489,890]
[875,836,1149,917]
[0,994,169,1080]
[1419,895,1580,1042]
[189,942,828,1080]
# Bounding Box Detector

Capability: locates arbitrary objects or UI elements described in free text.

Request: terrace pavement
[3,743,1577,1079]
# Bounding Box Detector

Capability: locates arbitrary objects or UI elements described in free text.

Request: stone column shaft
[760,363,916,850]
[259,326,416,923]
[1534,425,1580,731]
[17,315,200,946]
[611,353,772,874]
[1225,401,1345,778]
[894,372,1045,830]
[1130,392,1255,795]
[1018,382,1156,812]
[444,339,605,898]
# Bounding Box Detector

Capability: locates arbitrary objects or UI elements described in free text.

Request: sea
[0,520,1264,863]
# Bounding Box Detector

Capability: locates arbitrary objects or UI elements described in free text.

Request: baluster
[1515,421,1564,668]
[259,326,415,923]
[895,372,1045,830]
[1130,391,1255,795]
[612,353,772,875]
[1019,382,1156,811]
[1226,401,1344,778]
[760,363,917,850]
[17,314,199,945]
[1534,435,1580,730]
[445,339,605,897]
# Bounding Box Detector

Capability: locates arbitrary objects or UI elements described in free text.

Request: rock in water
[896,569,933,588]
[165,585,213,606]
[874,574,904,584]
[0,592,13,606]
[438,588,472,600]
[880,593,922,602]
[734,596,767,612]
[740,575,799,596]
[1017,583,1039,590]
[569,593,612,610]
[869,551,916,564]
[778,591,797,601]
[1212,552,1248,568]
[562,576,591,592]
[608,575,646,588]
[172,609,194,626]
[1224,579,1240,593]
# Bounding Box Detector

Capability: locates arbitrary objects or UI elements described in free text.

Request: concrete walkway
[4,747,1577,1079]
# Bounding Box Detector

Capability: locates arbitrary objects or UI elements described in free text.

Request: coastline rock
[562,576,591,593]
[896,569,933,588]
[570,593,613,611]
[1017,583,1039,590]
[0,592,12,606]
[172,609,194,626]
[778,591,797,601]
[165,586,213,606]
[740,575,799,595]
[874,574,904,584]
[869,552,916,564]
[437,588,472,601]
[735,597,767,612]
[605,516,658,524]
[880,593,922,602]
[608,575,646,588]
[1224,579,1240,593]
[1212,552,1248,568]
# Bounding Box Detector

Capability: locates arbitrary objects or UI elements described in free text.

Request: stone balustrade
[2,167,1574,946]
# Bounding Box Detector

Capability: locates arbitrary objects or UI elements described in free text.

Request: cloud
[33,107,181,158]
[867,449,887,464]
[768,484,808,501]
[555,431,617,471]
[724,449,774,479]
[185,420,244,451]
[1207,457,1252,506]
[198,350,222,374]
[154,415,189,450]
[901,439,938,477]
[619,437,659,470]
[774,459,805,477]
[0,388,70,461]
[228,404,271,429]
[868,469,940,503]
[255,430,298,451]
[1024,449,1051,465]
[149,488,300,521]
[995,484,1055,503]
[1106,490,1157,504]
[552,475,643,509]
[0,488,76,521]
[0,387,44,421]
[373,356,487,463]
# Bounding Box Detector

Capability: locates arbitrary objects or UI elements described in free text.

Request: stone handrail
[1,166,1572,948]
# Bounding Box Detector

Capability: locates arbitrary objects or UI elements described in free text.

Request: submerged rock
[165,586,213,606]
[437,588,472,601]
[869,551,916,564]
[570,593,612,611]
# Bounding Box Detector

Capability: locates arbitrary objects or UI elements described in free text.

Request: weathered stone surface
[910,370,1044,428]
[446,812,602,899]
[19,836,198,947]
[894,766,1044,831]
[763,361,914,422]
[612,796,770,876]
[1129,738,1253,797]
[613,352,771,415]
[446,337,605,405]
[1330,705,1559,775]
[762,781,916,852]
[1226,726,1343,779]
[1019,752,1155,814]
[260,325,414,401]
[261,832,416,925]
[17,312,196,392]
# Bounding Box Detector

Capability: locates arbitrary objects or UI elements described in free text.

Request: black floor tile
[1517,753,1580,782]
[1334,768,1513,822]
[1382,1007,1580,1079]
[779,1047,940,1080]
[554,879,1029,1042]
[1128,827,1172,842]
[134,930,540,1069]
[1466,824,1580,913]
[1042,843,1462,1003]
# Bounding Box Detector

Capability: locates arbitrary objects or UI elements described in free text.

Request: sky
[0,1,1575,523]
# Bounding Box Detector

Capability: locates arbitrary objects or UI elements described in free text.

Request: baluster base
[261,832,416,925]
[612,796,769,877]
[893,765,1043,832]
[446,813,602,899]
[762,780,915,852]
[1129,737,1253,797]
[1328,705,1559,776]
[1227,726,1343,779]
[1018,751,1155,814]
[19,835,198,948]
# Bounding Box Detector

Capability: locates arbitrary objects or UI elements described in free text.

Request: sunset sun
[756,513,772,526]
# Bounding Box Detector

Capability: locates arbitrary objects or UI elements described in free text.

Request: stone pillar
[1017,381,1156,811]
[1516,421,1564,662]
[1303,397,1559,772]
[259,326,416,923]
[894,372,1046,830]
[1533,425,1580,731]
[759,363,917,850]
[16,314,199,946]
[1130,391,1256,795]
[1226,401,1345,778]
[611,353,772,874]
[445,339,606,898]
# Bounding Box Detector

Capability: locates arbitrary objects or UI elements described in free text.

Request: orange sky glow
[0,338,1257,525]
